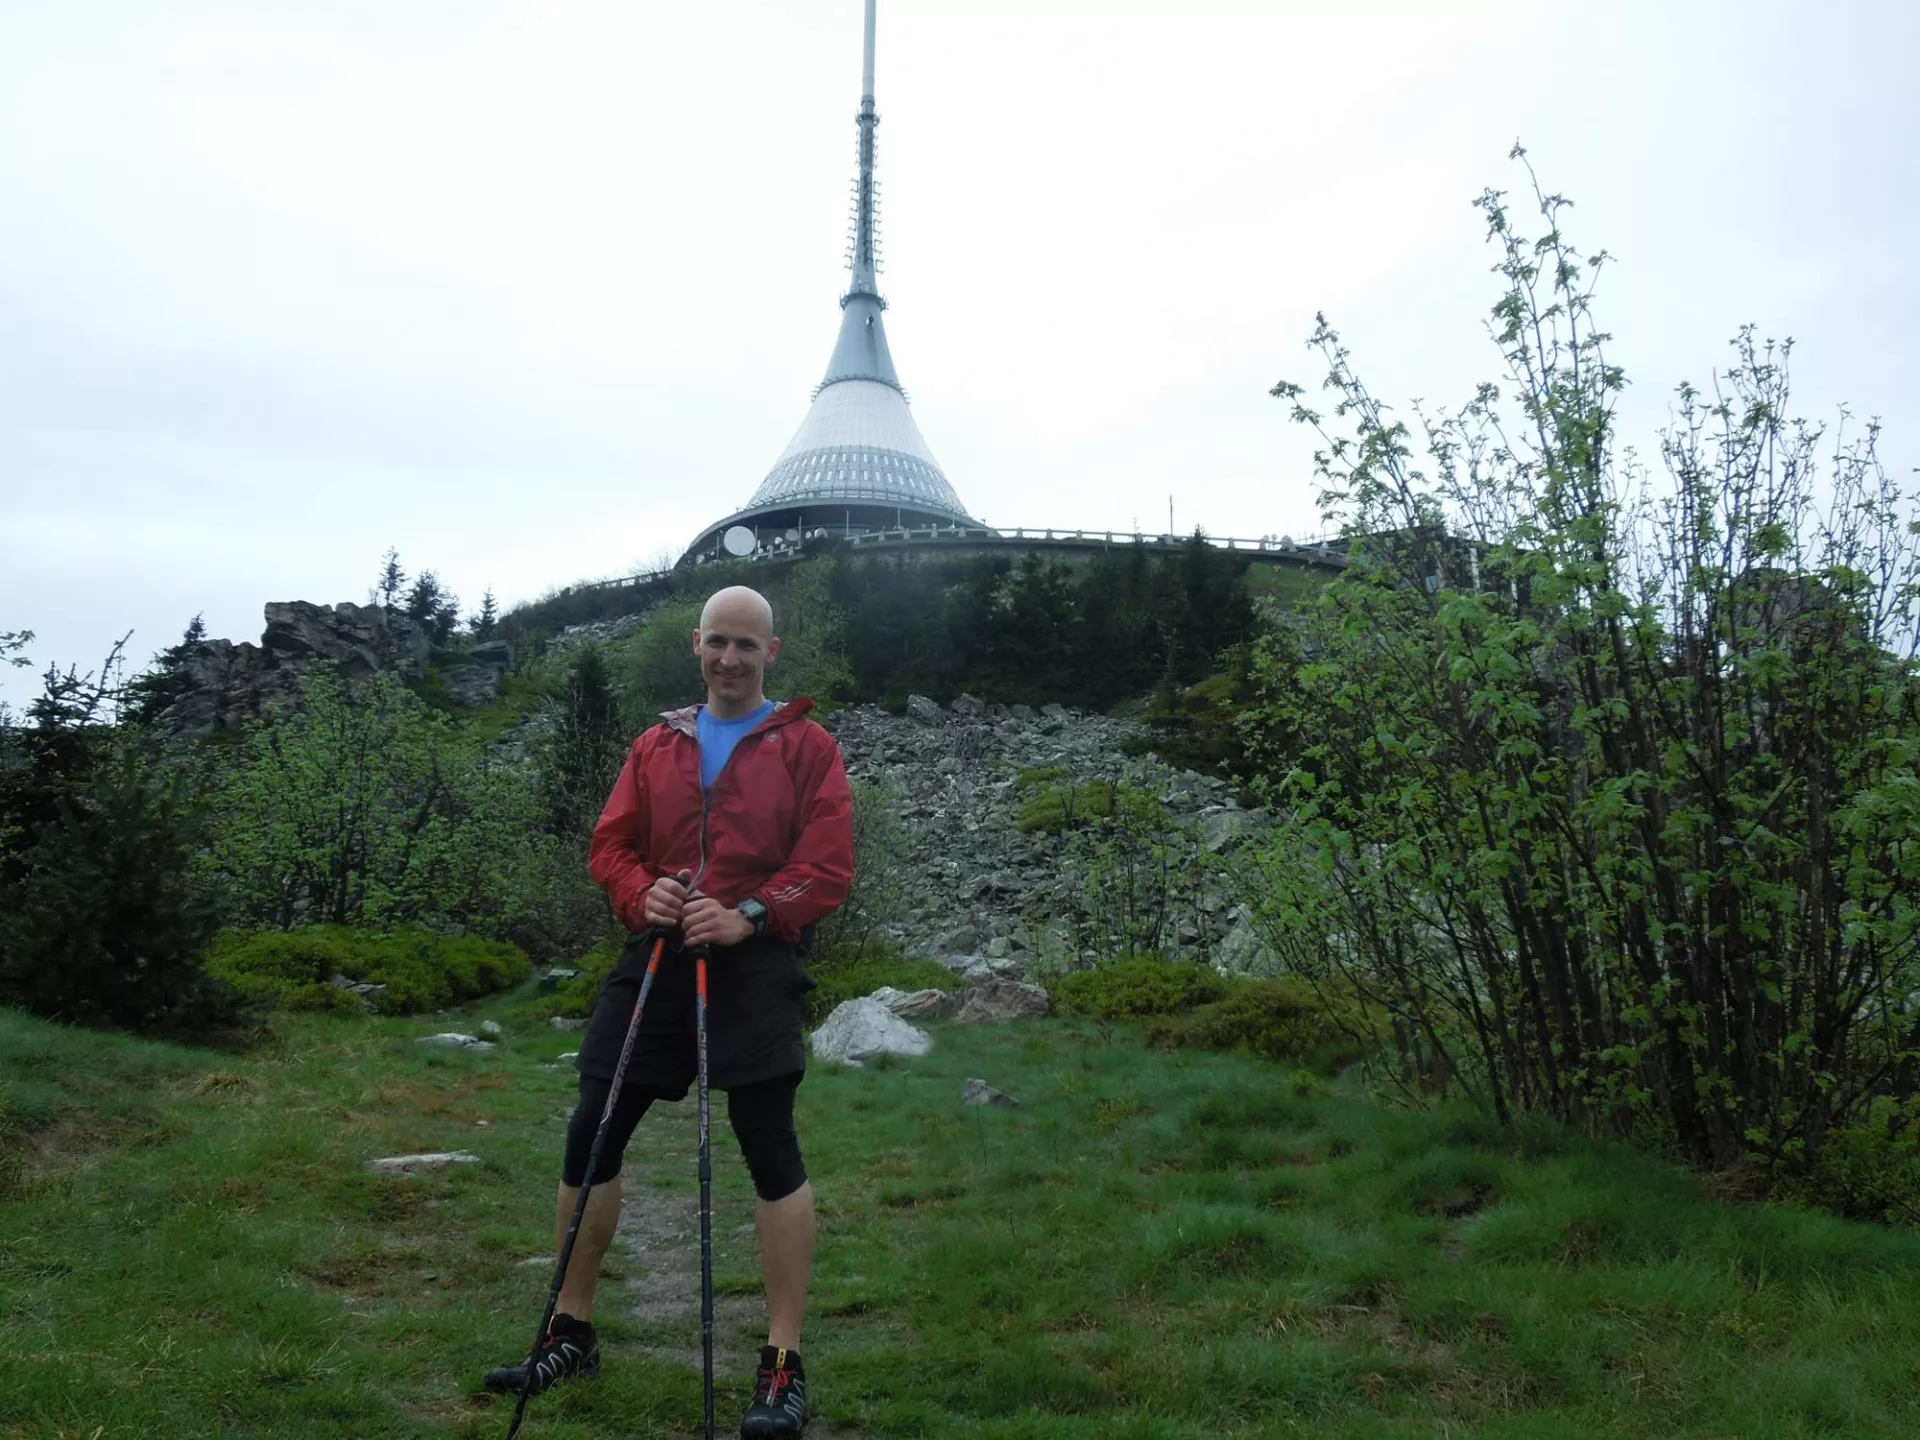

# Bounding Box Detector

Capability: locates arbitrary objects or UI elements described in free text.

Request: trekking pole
[506,927,668,1440]
[694,940,717,1440]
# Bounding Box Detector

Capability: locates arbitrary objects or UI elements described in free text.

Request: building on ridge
[682,0,978,565]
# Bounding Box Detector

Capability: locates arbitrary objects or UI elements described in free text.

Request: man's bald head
[693,586,781,717]
[699,586,775,640]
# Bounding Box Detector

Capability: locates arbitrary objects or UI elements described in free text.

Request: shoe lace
[753,1364,794,1405]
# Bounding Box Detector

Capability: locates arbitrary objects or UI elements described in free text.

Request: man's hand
[643,876,689,929]
[681,896,755,949]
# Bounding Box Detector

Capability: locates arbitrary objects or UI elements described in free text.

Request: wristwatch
[737,897,769,938]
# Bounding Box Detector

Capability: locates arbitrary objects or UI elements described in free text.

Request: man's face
[693,598,779,708]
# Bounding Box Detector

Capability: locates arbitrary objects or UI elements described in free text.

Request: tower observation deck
[683,0,977,564]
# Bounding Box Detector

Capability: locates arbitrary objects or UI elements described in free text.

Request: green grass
[6,1001,1920,1437]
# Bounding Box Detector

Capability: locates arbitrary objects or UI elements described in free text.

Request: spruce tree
[377,548,407,608]
[471,588,499,639]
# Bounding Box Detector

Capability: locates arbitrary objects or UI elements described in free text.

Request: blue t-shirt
[697,701,775,793]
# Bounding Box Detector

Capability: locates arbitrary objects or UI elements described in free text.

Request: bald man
[486,586,853,1438]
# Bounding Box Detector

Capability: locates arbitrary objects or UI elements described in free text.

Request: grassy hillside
[5,999,1919,1438]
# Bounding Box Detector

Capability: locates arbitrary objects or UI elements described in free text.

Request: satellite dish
[784,529,801,544]
[722,525,757,558]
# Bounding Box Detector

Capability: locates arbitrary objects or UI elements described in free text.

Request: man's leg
[555,1176,623,1321]
[757,1180,814,1351]
[485,1077,655,1394]
[731,1074,814,1435]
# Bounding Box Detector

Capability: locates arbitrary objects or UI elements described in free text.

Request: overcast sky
[3,0,1915,708]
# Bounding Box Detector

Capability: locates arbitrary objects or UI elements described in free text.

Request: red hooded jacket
[587,698,854,943]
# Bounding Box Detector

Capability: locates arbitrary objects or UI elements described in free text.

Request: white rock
[810,998,932,1066]
[479,1020,504,1037]
[418,1032,484,1048]
[550,1016,588,1032]
[366,1151,481,1174]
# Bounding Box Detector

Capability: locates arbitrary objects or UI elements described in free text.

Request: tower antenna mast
[849,0,881,302]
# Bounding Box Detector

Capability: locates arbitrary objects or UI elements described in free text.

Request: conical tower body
[686,0,974,562]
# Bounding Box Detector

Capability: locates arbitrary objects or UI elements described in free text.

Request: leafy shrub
[1051,954,1227,1020]
[1781,1102,1920,1225]
[1147,977,1357,1071]
[549,935,626,1020]
[1018,780,1165,836]
[803,939,958,1026]
[206,927,533,1015]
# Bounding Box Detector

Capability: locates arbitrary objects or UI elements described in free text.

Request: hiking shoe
[483,1313,601,1396]
[740,1345,808,1436]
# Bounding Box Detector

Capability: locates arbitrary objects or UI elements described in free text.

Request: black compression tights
[562,1072,807,1202]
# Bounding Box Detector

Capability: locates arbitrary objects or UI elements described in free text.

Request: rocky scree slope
[826,695,1274,975]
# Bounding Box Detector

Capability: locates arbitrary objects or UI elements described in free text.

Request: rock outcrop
[154,601,513,739]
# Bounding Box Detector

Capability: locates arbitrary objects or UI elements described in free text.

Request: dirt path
[613,1096,861,1438]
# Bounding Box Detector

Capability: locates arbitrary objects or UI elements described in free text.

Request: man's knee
[728,1075,807,1202]
[562,1078,658,1188]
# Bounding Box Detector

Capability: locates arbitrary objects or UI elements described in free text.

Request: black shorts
[563,1072,807,1201]
[575,932,815,1095]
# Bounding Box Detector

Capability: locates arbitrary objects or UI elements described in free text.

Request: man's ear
[766,636,782,666]
[690,628,703,658]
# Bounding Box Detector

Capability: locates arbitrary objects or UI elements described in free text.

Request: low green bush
[1051,954,1228,1020]
[803,939,959,1027]
[1018,780,1165,835]
[205,927,533,1015]
[549,935,626,1020]
[1147,976,1358,1071]
[1782,1100,1920,1225]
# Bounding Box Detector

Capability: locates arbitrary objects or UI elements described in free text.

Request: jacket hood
[659,697,815,739]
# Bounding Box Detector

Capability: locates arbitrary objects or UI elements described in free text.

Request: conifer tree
[377,548,406,608]
[470,588,499,639]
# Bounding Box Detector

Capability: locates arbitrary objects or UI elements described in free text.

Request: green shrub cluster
[1780,1101,1920,1225]
[205,927,532,1015]
[1050,954,1227,1020]
[1147,976,1358,1072]
[1018,780,1165,836]
[803,939,958,1027]
[549,935,626,1020]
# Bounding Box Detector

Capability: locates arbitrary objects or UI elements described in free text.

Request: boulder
[550,1017,588,1032]
[905,694,945,726]
[469,638,515,668]
[949,692,987,718]
[438,663,502,707]
[1199,807,1268,854]
[867,985,958,1020]
[418,1032,491,1048]
[366,1151,481,1174]
[953,980,1052,1025]
[810,998,932,1066]
[479,1020,504,1037]
[961,1078,1020,1108]
[1215,917,1279,975]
